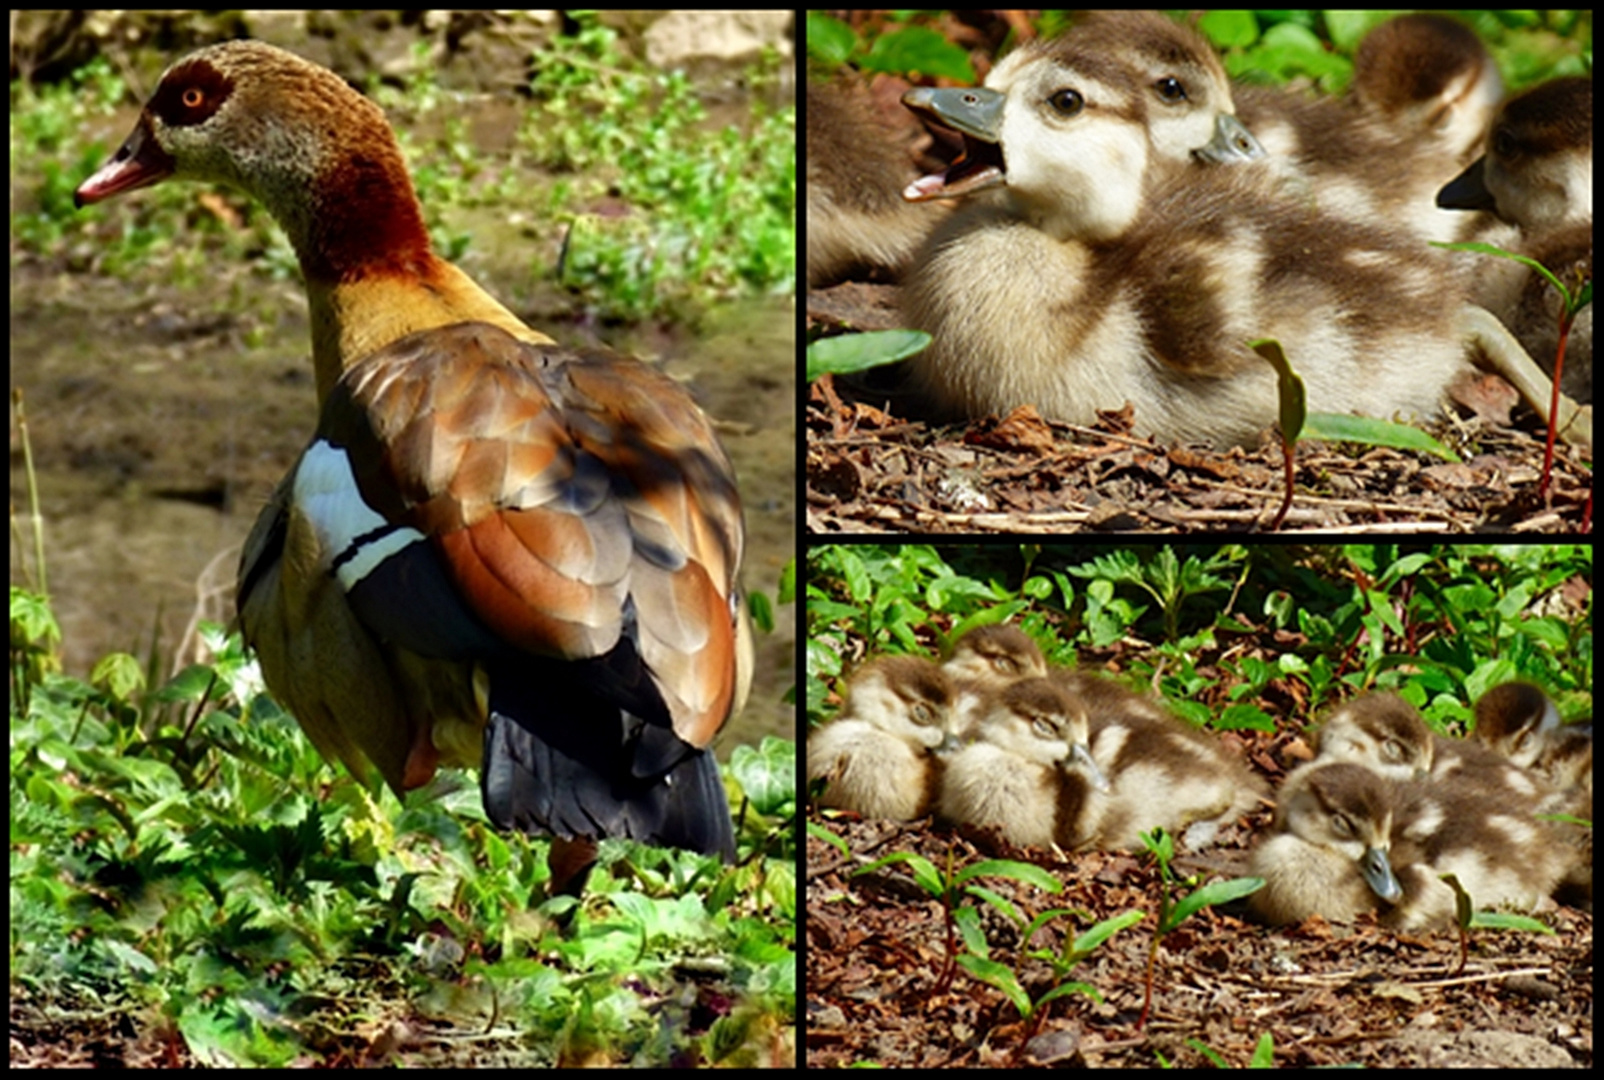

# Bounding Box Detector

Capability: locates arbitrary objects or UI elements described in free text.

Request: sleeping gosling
[937,678,1108,850]
[808,655,956,821]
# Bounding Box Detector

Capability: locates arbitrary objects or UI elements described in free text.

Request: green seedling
[960,905,1142,1065]
[1433,239,1593,504]
[1156,1032,1276,1068]
[853,846,1061,996]
[1137,827,1264,1031]
[1252,338,1460,530]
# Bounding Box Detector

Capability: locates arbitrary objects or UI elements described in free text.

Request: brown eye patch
[150,58,235,128]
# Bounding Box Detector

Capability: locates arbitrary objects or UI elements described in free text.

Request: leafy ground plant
[1135,828,1264,1031]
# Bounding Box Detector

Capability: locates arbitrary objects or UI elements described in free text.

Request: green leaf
[805,821,849,857]
[955,953,1031,1016]
[862,27,976,82]
[955,857,1066,892]
[805,13,856,68]
[806,329,931,381]
[1167,876,1265,929]
[1302,412,1460,462]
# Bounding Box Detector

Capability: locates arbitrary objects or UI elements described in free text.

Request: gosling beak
[1361,844,1403,904]
[901,86,1009,201]
[1194,112,1266,164]
[1069,743,1112,794]
[1437,156,1497,212]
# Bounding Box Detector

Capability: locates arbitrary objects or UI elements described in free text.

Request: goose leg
[1458,304,1592,450]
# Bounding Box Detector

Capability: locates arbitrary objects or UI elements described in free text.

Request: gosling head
[1067,10,1265,165]
[903,44,1151,242]
[1278,762,1404,905]
[974,678,1110,791]
[1438,76,1593,232]
[1314,694,1434,781]
[840,655,957,751]
[1351,13,1503,164]
[1473,680,1562,767]
[941,624,1049,688]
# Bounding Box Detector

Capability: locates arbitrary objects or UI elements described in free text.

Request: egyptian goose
[806,79,946,287]
[1473,680,1592,906]
[1050,668,1265,850]
[896,36,1582,447]
[807,655,956,822]
[1438,77,1593,404]
[1473,681,1592,794]
[75,41,751,897]
[1253,759,1569,930]
[1391,766,1571,923]
[1231,14,1501,247]
[936,677,1108,850]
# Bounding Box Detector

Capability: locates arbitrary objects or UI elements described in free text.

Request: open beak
[901,86,1009,201]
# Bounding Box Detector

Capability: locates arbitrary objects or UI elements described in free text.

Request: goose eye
[1154,76,1187,103]
[1047,89,1083,116]
[1492,130,1518,160]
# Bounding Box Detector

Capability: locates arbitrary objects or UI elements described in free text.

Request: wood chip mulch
[807,286,1593,534]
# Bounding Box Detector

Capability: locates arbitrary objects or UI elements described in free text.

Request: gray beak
[1361,845,1403,904]
[1069,743,1112,793]
[1194,112,1266,164]
[901,86,1008,143]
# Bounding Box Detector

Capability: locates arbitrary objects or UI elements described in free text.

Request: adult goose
[75,41,751,899]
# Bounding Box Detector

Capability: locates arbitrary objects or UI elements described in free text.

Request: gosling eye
[994,657,1018,675]
[1330,813,1354,839]
[1492,129,1518,160]
[1382,740,1404,763]
[1032,717,1060,740]
[1047,88,1083,116]
[1153,76,1187,103]
[909,703,933,725]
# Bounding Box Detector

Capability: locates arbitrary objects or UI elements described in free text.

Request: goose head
[1067,10,1265,165]
[1313,694,1434,781]
[75,40,422,288]
[903,47,1152,242]
[1473,681,1561,767]
[1275,762,1404,906]
[839,655,957,751]
[941,624,1048,688]
[973,678,1110,791]
[1438,76,1593,233]
[1352,13,1504,165]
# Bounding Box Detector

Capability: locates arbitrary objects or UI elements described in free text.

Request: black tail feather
[480,659,735,859]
